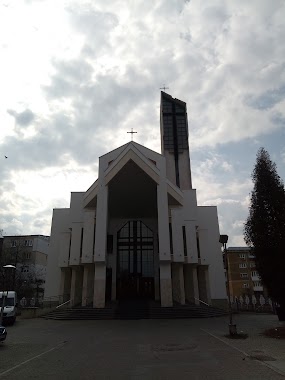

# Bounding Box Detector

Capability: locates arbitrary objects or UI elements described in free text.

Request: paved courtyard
[0,313,285,379]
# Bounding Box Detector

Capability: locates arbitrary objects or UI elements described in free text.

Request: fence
[230,294,275,313]
[18,294,70,310]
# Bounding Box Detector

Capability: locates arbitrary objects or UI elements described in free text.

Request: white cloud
[0,0,284,245]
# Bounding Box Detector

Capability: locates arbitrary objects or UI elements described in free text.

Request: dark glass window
[117,221,154,278]
[182,226,187,256]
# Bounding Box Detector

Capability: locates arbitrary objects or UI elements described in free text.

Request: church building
[45,92,227,309]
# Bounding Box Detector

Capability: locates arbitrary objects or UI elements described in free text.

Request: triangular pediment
[83,141,184,209]
[104,144,160,185]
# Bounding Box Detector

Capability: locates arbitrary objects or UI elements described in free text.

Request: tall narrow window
[68,231,72,262]
[169,223,173,255]
[196,228,201,259]
[182,226,187,256]
[93,222,96,256]
[80,228,84,258]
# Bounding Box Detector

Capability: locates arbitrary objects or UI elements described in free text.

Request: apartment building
[1,235,50,297]
[225,247,265,300]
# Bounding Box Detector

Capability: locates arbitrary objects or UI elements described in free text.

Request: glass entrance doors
[117,220,154,299]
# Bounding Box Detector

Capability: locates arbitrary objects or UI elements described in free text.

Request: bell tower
[160,91,192,190]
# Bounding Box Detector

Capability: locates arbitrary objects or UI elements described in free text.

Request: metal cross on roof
[127,128,137,141]
[160,84,169,91]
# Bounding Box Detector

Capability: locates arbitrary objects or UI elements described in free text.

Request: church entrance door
[117,220,154,299]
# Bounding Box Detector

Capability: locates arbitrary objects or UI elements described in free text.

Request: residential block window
[239,263,247,268]
[11,240,17,247]
[242,283,249,288]
[240,273,248,278]
[24,239,33,247]
[249,262,256,268]
[25,252,31,259]
[239,253,246,259]
[253,281,262,287]
[251,271,258,277]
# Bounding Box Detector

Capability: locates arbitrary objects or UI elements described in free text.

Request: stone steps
[42,301,227,320]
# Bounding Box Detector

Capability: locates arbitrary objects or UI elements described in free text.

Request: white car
[0,291,18,325]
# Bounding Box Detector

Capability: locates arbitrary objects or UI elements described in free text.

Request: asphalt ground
[0,313,284,380]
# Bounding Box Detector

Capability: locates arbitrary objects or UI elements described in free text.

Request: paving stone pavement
[0,313,284,379]
[198,313,285,376]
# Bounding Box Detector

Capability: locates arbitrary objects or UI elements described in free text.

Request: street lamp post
[219,235,237,336]
[0,265,16,325]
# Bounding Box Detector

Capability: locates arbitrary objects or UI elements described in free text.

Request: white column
[59,268,72,303]
[154,235,160,301]
[94,184,108,262]
[157,181,171,262]
[69,223,82,266]
[82,211,95,264]
[93,263,106,308]
[184,265,199,305]
[197,266,211,305]
[172,263,185,304]
[87,265,95,305]
[160,262,173,307]
[82,265,95,306]
[70,267,83,307]
[157,174,173,307]
[59,269,66,299]
[82,266,89,306]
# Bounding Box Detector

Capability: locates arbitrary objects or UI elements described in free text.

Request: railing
[194,297,210,307]
[56,299,71,309]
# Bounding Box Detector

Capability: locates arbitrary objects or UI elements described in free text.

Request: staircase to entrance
[42,300,227,320]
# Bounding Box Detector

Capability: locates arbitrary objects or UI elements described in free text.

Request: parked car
[0,325,7,342]
[0,291,18,325]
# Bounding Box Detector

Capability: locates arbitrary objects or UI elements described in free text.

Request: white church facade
[45,92,227,309]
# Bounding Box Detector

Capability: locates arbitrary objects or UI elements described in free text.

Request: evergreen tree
[244,148,285,306]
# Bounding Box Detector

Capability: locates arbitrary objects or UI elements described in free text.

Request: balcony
[253,285,263,292]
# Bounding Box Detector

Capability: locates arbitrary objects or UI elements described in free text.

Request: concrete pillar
[160,262,173,307]
[197,266,211,305]
[157,181,171,262]
[172,263,185,304]
[69,223,82,266]
[93,263,106,308]
[157,170,173,307]
[184,265,199,305]
[60,268,72,303]
[82,210,95,264]
[94,185,108,262]
[154,234,160,301]
[70,267,83,307]
[81,265,94,306]
[87,265,95,304]
[82,266,88,307]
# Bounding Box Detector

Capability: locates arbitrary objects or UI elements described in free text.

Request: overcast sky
[1,0,285,245]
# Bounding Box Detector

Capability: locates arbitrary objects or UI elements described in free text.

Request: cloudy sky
[1,0,285,245]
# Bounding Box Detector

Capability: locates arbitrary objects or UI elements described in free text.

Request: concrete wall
[197,206,227,301]
[45,209,70,298]
[33,236,49,255]
[170,189,198,264]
